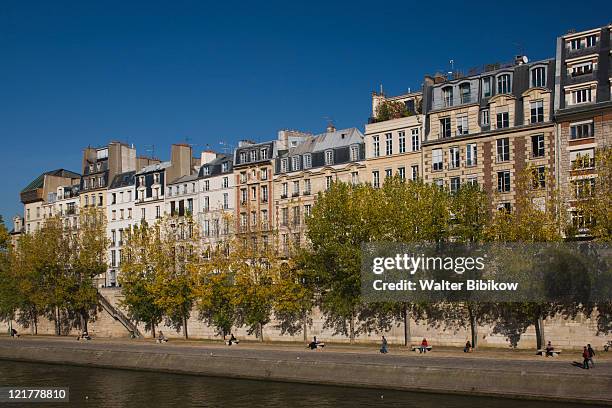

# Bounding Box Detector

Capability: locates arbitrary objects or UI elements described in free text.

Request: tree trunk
[151,322,156,339]
[535,315,545,350]
[302,312,308,343]
[402,303,411,347]
[183,315,189,339]
[349,310,355,344]
[55,307,60,336]
[258,322,264,342]
[468,306,478,348]
[33,313,38,335]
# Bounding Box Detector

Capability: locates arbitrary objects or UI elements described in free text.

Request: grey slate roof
[109,171,136,189]
[283,127,363,156]
[136,161,171,175]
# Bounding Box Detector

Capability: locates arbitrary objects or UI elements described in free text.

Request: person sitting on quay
[10,328,20,338]
[77,330,92,341]
[307,336,323,350]
[582,346,590,369]
[227,333,238,346]
[157,331,168,343]
[464,340,472,353]
[419,338,429,354]
[545,341,555,357]
[380,336,388,354]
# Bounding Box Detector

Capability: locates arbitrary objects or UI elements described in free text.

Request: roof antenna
[379,83,384,95]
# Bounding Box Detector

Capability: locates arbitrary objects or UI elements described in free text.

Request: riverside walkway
[1,336,611,403]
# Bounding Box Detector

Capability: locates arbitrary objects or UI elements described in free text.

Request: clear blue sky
[0,0,608,225]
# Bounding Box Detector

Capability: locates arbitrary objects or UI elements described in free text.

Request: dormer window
[442,86,453,107]
[291,156,300,171]
[260,148,268,160]
[497,74,511,94]
[482,77,491,97]
[325,150,334,165]
[221,162,229,172]
[459,83,471,103]
[89,164,94,173]
[350,145,359,161]
[280,158,288,173]
[202,166,210,176]
[96,162,102,171]
[570,38,582,50]
[303,154,311,169]
[585,34,597,47]
[250,150,257,162]
[154,173,160,184]
[239,152,247,163]
[530,66,546,88]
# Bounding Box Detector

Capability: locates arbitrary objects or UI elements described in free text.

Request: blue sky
[0,0,608,225]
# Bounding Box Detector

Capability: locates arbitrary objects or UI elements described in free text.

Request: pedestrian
[464,340,472,353]
[582,346,590,369]
[228,333,237,346]
[545,341,555,357]
[587,344,595,368]
[380,336,388,354]
[10,328,19,338]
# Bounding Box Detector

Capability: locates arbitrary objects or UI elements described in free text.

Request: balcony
[565,68,598,86]
[431,93,479,111]
[292,192,299,197]
[303,190,311,196]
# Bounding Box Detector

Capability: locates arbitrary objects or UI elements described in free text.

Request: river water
[0,360,602,407]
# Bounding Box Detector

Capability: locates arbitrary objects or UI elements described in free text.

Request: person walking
[587,344,595,368]
[380,336,388,354]
[582,346,590,369]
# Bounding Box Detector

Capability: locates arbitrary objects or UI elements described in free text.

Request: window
[350,145,359,161]
[303,154,312,169]
[585,34,597,48]
[351,171,359,185]
[450,177,461,194]
[325,150,334,165]
[292,156,300,171]
[482,77,491,97]
[467,176,478,187]
[570,121,594,140]
[449,147,460,169]
[570,148,595,169]
[372,136,380,157]
[385,168,392,179]
[432,149,443,171]
[459,83,471,103]
[280,158,288,173]
[456,115,468,135]
[434,179,444,188]
[498,202,512,213]
[372,171,380,188]
[571,62,594,77]
[572,88,592,104]
[569,38,581,50]
[141,208,146,220]
[466,143,477,166]
[223,193,229,209]
[261,185,268,202]
[411,165,419,181]
[573,178,595,199]
[156,205,161,219]
[304,204,312,217]
[222,162,229,172]
[481,109,490,126]
[111,230,116,246]
[442,86,453,107]
[530,100,544,123]
[250,150,257,162]
[260,149,268,160]
[398,167,406,181]
[440,117,451,138]
[496,109,509,129]
[250,186,256,200]
[240,188,247,204]
[304,179,311,194]
[531,67,546,88]
[533,167,546,189]
[399,132,406,153]
[260,168,268,180]
[111,193,116,204]
[385,133,393,155]
[202,166,210,176]
[326,175,333,190]
[531,134,545,158]
[497,171,511,192]
[203,196,210,211]
[497,74,511,94]
[411,129,420,151]
[204,180,210,191]
[281,183,288,198]
[222,176,229,189]
[496,138,510,162]
[292,181,300,196]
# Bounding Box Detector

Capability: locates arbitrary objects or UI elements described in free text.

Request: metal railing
[431,93,479,111]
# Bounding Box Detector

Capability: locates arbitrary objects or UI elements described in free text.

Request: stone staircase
[97,290,142,338]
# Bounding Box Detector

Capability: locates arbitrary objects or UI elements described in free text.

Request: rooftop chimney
[167,143,193,183]
[326,122,336,133]
[200,150,217,165]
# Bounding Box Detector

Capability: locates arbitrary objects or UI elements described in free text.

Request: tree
[119,221,164,338]
[374,100,412,122]
[150,216,199,339]
[0,216,20,330]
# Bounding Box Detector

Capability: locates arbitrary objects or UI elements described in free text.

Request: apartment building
[197,153,234,250]
[274,125,366,251]
[106,171,137,287]
[80,142,137,211]
[554,25,612,232]
[135,144,193,226]
[364,91,424,185]
[233,130,311,248]
[422,56,556,210]
[20,169,81,234]
[41,184,80,231]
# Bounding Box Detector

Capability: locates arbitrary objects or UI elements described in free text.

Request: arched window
[497,74,512,94]
[530,66,546,88]
[442,86,453,107]
[459,83,471,103]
